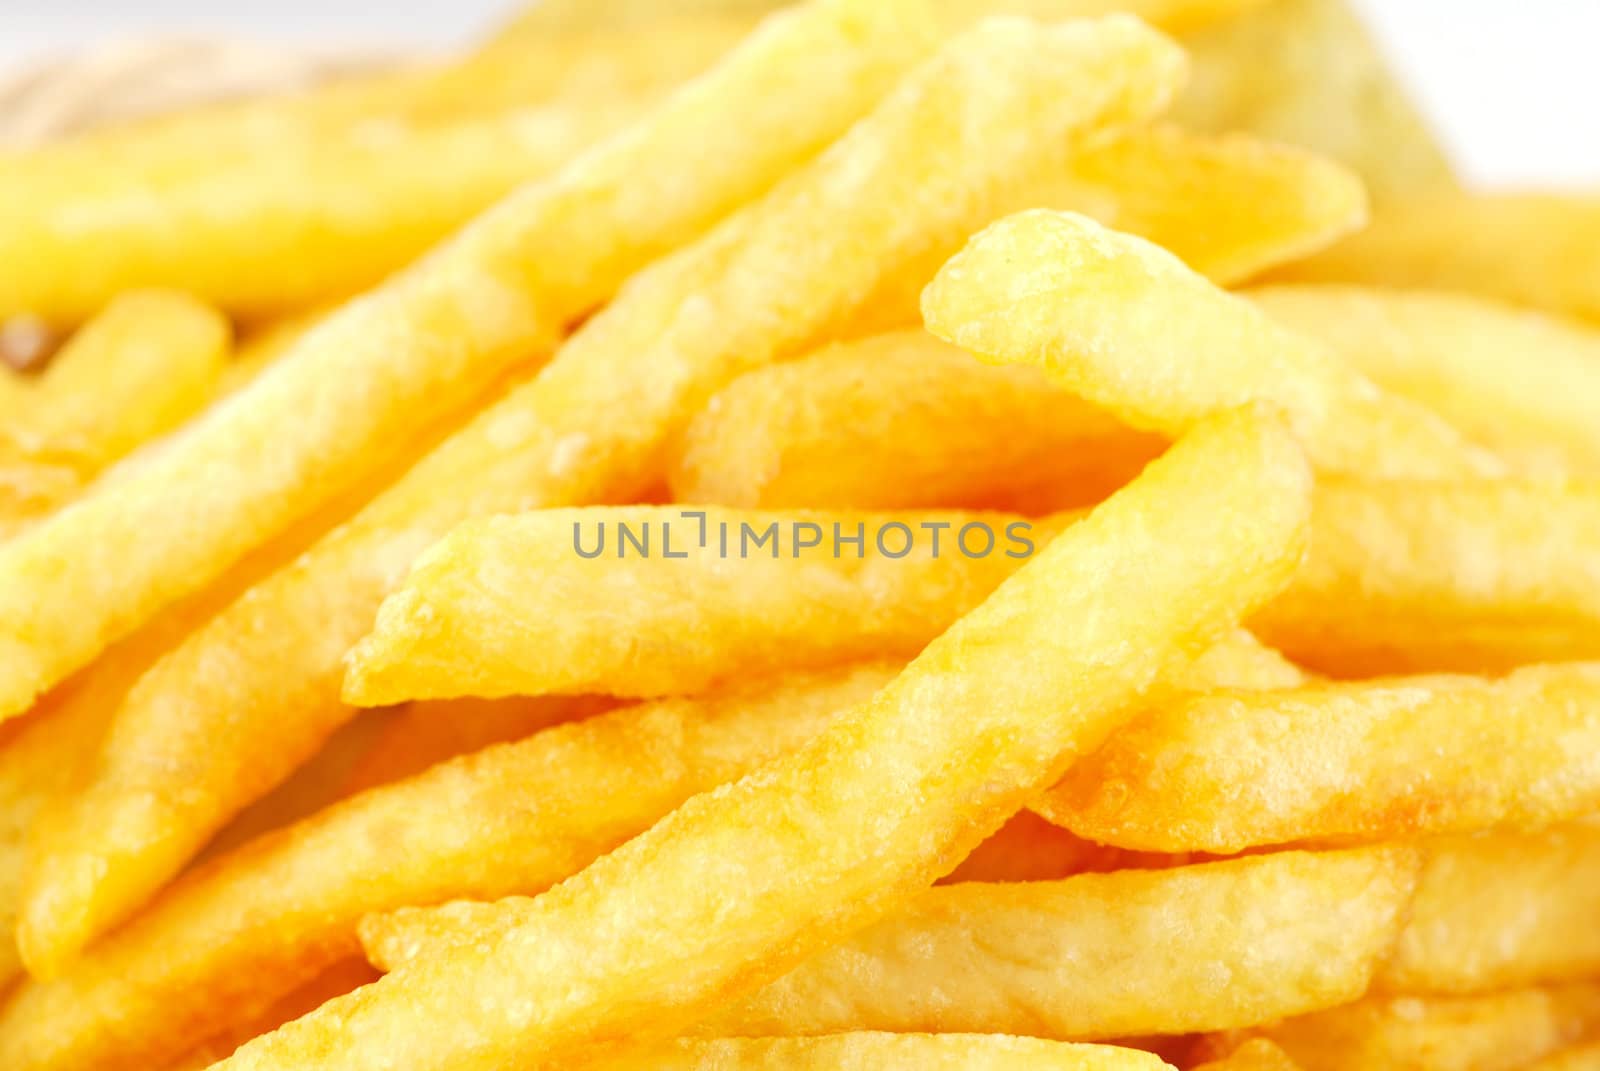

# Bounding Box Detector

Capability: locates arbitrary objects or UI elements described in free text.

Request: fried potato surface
[1190,1040,1304,1071]
[1525,1042,1600,1071]
[589,1034,1172,1071]
[0,666,889,1071]
[670,331,1164,511]
[1249,285,1600,475]
[372,847,1413,1042]
[1255,478,1600,674]
[1378,824,1600,996]
[1272,193,1600,323]
[0,0,932,727]
[209,410,1308,1071]
[922,210,1506,479]
[1038,663,1600,853]
[343,506,1063,703]
[19,9,1183,967]
[1170,0,1456,204]
[1253,983,1600,1071]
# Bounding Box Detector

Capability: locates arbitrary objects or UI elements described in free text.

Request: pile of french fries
[1,1,1598,1069]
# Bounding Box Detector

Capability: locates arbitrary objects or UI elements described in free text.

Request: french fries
[0,0,933,727]
[1527,1042,1600,1071]
[1037,662,1600,852]
[0,666,890,1071]
[1273,192,1600,323]
[585,1035,1174,1071]
[1249,285,1600,475]
[1170,0,1457,203]
[19,10,1185,969]
[922,209,1509,479]
[1248,983,1600,1071]
[1378,824,1600,995]
[206,410,1309,1071]
[365,848,1414,1041]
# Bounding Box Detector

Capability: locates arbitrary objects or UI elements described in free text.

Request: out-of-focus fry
[1254,478,1600,674]
[208,410,1309,1071]
[0,0,934,724]
[1170,0,1456,204]
[1190,1040,1304,1071]
[591,1034,1174,1071]
[1249,285,1600,475]
[1377,824,1600,996]
[670,331,1164,511]
[0,666,891,1071]
[922,209,1508,479]
[1272,193,1600,323]
[343,506,1060,703]
[1037,662,1600,853]
[1250,983,1600,1071]
[368,847,1412,1042]
[22,10,1184,970]
[1525,1042,1600,1071]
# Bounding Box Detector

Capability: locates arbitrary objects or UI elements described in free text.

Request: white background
[2,0,1596,186]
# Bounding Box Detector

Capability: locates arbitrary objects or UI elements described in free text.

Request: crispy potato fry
[1190,1040,1304,1071]
[1377,824,1600,996]
[208,409,1309,1071]
[1037,663,1600,853]
[0,0,933,722]
[1525,1042,1600,1071]
[0,666,891,1071]
[1170,0,1456,204]
[590,1035,1173,1071]
[846,124,1366,338]
[922,209,1508,479]
[1272,193,1600,323]
[343,506,1063,703]
[1249,285,1600,475]
[21,10,1185,968]
[1254,478,1600,674]
[670,331,1165,511]
[368,847,1412,1042]
[1251,983,1600,1071]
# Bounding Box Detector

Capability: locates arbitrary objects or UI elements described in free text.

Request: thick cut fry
[344,507,1059,703]
[0,666,890,1071]
[1254,478,1600,674]
[1273,193,1600,323]
[1190,1040,1304,1071]
[1170,0,1456,204]
[670,331,1164,511]
[1252,983,1600,1071]
[846,124,1366,338]
[923,209,1508,479]
[1249,285,1600,475]
[0,0,932,726]
[1378,824,1600,996]
[591,1035,1172,1071]
[1038,663,1600,853]
[23,10,1184,968]
[208,410,1310,1071]
[368,848,1412,1041]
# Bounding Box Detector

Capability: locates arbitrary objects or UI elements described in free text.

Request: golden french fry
[0,0,935,726]
[1190,1040,1305,1071]
[670,331,1164,511]
[1251,983,1600,1071]
[1272,193,1600,323]
[1037,663,1600,853]
[588,1035,1174,1071]
[922,209,1508,479]
[208,409,1309,1071]
[1255,478,1600,674]
[368,847,1410,1043]
[0,665,890,1071]
[1377,824,1600,996]
[1525,1042,1600,1071]
[845,124,1367,338]
[1249,285,1600,475]
[20,10,1184,970]
[1170,0,1456,204]
[343,507,1060,703]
